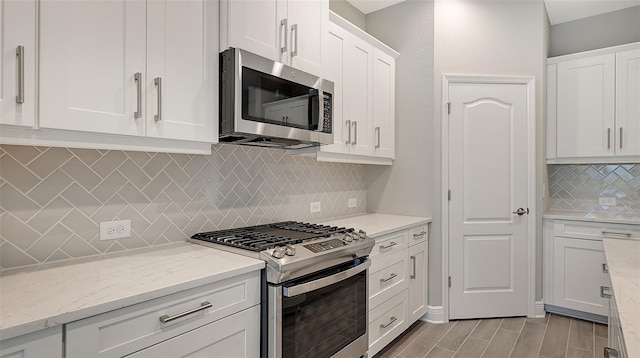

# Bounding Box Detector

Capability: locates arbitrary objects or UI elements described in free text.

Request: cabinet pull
[604,347,619,358]
[413,230,427,238]
[375,127,381,148]
[607,128,611,149]
[379,241,397,250]
[602,231,631,239]
[154,77,162,121]
[602,263,609,273]
[280,19,288,53]
[600,286,612,299]
[620,127,623,149]
[345,120,351,144]
[159,301,212,323]
[291,24,298,57]
[134,72,142,119]
[410,256,416,279]
[380,316,397,329]
[352,121,357,145]
[380,273,397,283]
[16,46,25,104]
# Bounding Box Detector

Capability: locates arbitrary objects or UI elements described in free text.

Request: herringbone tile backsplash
[0,144,366,270]
[548,164,640,215]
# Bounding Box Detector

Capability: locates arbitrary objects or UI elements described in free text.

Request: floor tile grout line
[536,313,551,357]
[477,318,504,358]
[393,322,429,358]
[448,320,481,357]
[419,321,459,358]
[506,318,528,358]
[565,318,573,358]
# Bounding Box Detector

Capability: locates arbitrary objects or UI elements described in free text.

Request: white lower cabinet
[0,326,62,358]
[368,223,428,357]
[607,292,628,358]
[66,271,260,357]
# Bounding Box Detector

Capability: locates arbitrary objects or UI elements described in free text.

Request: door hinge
[447,102,451,114]
[448,190,451,201]
[448,276,452,288]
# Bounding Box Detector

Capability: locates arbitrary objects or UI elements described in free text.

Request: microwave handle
[283,260,370,297]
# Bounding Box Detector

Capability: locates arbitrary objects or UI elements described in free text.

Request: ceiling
[346,0,640,25]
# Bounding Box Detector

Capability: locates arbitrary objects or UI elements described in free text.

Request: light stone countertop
[602,238,640,358]
[322,213,431,238]
[0,242,264,341]
[543,210,640,225]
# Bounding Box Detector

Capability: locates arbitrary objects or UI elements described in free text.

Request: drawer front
[553,220,640,241]
[369,249,408,309]
[66,271,261,358]
[370,231,408,259]
[0,326,62,358]
[408,225,429,246]
[368,290,408,358]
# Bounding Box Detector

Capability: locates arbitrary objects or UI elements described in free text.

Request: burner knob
[343,234,353,242]
[272,247,286,259]
[351,232,360,240]
[358,230,367,240]
[285,244,296,256]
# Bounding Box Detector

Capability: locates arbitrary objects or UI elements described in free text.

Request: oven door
[268,259,369,358]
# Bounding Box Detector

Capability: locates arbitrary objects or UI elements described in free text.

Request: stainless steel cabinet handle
[375,127,380,148]
[159,301,212,323]
[380,273,397,283]
[602,231,631,239]
[291,24,298,57]
[352,121,357,145]
[345,120,351,144]
[413,231,427,238]
[604,347,619,358]
[134,72,142,119]
[607,128,611,149]
[410,256,416,279]
[280,19,288,53]
[602,263,609,273]
[380,316,397,329]
[154,77,162,121]
[379,242,398,250]
[620,127,623,149]
[600,286,612,299]
[16,46,25,104]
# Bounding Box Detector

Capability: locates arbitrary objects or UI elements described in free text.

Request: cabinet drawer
[369,250,408,309]
[66,271,260,358]
[370,231,408,259]
[368,290,408,358]
[0,326,62,358]
[408,225,429,246]
[553,220,640,241]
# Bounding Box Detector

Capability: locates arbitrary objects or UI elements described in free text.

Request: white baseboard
[534,300,545,318]
[424,305,446,323]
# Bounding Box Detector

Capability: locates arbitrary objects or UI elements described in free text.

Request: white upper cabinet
[344,35,373,157]
[221,0,326,76]
[0,0,37,128]
[372,48,396,159]
[320,22,348,154]
[615,48,640,157]
[547,42,640,163]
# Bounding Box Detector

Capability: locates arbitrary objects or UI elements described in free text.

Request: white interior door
[448,82,529,319]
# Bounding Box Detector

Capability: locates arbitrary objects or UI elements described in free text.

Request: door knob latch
[512,208,529,216]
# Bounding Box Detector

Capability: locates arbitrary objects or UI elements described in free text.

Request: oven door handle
[283,260,370,297]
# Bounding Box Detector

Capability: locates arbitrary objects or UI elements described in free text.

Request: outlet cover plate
[310,202,321,213]
[100,220,131,240]
[599,197,617,206]
[348,198,357,208]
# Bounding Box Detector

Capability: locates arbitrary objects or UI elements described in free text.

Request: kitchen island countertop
[0,242,264,341]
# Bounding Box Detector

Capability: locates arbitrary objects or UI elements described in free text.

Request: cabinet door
[616,48,640,156]
[125,305,260,358]
[344,35,373,156]
[371,48,395,159]
[224,0,280,61]
[556,54,615,158]
[146,0,216,142]
[0,326,62,358]
[408,241,428,323]
[553,237,609,316]
[39,0,146,135]
[0,0,36,127]
[286,0,326,76]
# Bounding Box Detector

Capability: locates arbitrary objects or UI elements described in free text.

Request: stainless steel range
[190,221,374,358]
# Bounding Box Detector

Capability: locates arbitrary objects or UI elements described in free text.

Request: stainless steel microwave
[219,48,334,149]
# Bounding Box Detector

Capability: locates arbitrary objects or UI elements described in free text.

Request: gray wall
[329,0,366,30]
[434,0,548,306]
[549,5,640,57]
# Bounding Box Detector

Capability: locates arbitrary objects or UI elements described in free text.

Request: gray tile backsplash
[0,144,366,270]
[548,164,640,215]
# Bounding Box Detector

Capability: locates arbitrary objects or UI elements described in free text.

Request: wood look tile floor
[374,314,608,358]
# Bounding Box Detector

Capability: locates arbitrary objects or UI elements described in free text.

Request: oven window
[281,270,367,358]
[242,67,319,130]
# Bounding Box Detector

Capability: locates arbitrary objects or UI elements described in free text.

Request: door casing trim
[441,74,537,322]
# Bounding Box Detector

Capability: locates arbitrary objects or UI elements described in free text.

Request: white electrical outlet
[348,198,357,208]
[100,220,131,240]
[599,197,617,206]
[310,201,321,213]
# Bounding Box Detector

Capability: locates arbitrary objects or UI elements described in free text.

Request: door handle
[16,46,25,104]
[290,24,298,57]
[512,208,529,216]
[375,127,381,148]
[134,72,142,119]
[280,19,288,54]
[352,121,357,145]
[154,77,162,121]
[345,120,351,144]
[410,256,416,279]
